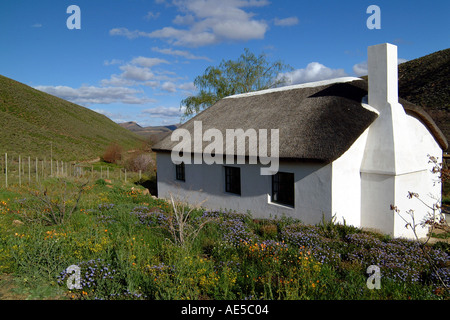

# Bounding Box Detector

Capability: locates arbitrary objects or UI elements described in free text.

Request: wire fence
[0,153,144,188]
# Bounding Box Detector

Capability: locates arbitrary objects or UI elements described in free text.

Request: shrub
[102,142,123,164]
[125,153,154,173]
[257,223,278,239]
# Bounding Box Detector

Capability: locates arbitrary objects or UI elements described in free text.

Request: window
[272,172,294,207]
[224,166,241,195]
[175,162,185,181]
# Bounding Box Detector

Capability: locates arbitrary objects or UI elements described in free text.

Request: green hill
[397,48,450,147]
[0,74,143,161]
[360,48,450,147]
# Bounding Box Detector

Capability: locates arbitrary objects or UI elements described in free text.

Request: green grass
[0,177,448,300]
[0,74,143,161]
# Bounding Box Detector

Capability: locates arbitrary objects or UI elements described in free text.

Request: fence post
[5,153,7,188]
[28,156,31,184]
[19,155,21,187]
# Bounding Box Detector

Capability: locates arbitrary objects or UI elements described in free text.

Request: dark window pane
[176,162,185,181]
[225,166,241,195]
[272,172,294,207]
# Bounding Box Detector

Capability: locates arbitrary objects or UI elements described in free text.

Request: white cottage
[152,43,448,239]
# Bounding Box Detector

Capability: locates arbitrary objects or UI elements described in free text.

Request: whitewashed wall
[331,128,369,227]
[361,112,443,239]
[392,113,443,238]
[156,152,333,225]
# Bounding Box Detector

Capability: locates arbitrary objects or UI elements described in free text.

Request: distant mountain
[397,48,450,147]
[118,121,180,143]
[0,74,143,161]
[119,121,144,132]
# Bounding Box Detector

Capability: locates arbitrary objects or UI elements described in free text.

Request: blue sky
[0,0,448,127]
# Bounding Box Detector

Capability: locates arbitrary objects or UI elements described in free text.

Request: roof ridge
[224,77,363,99]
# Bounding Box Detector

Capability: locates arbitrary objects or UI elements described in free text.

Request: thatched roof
[153,77,448,162]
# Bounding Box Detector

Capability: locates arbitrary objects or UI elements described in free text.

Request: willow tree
[181,48,292,118]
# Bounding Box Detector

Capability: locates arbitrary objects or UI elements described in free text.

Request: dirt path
[76,157,101,164]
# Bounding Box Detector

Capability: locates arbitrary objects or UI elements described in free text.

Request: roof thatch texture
[153,78,447,162]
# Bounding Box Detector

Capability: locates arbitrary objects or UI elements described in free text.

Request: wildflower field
[0,177,448,300]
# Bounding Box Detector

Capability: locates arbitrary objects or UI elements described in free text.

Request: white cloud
[142,106,184,118]
[160,81,196,93]
[161,81,178,92]
[31,23,43,28]
[130,56,169,67]
[34,85,156,106]
[103,59,124,66]
[280,62,348,85]
[145,11,160,20]
[173,14,196,25]
[352,61,368,77]
[119,65,155,81]
[110,0,270,47]
[100,74,137,87]
[152,46,211,61]
[109,28,149,39]
[101,55,177,87]
[178,82,196,91]
[144,81,160,88]
[274,17,299,26]
[352,58,408,76]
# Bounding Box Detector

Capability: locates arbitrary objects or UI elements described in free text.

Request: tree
[181,48,292,118]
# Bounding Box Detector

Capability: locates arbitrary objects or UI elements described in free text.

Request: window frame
[271,171,295,207]
[224,166,241,195]
[175,162,185,182]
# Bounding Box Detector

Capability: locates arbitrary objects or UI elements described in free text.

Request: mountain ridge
[118,121,180,143]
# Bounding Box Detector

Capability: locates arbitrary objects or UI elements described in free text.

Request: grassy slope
[398,48,450,146]
[359,48,450,147]
[0,75,143,161]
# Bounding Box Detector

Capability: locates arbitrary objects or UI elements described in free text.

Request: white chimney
[368,43,399,109]
[361,43,422,175]
[361,43,438,239]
